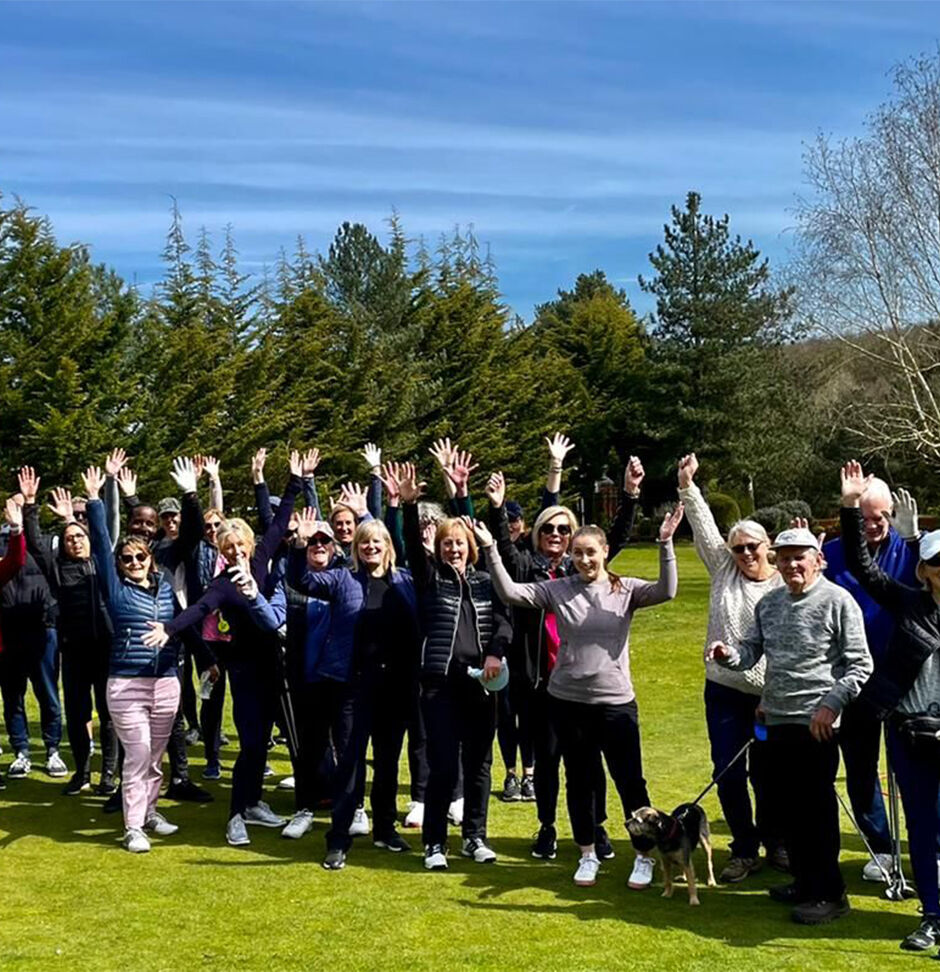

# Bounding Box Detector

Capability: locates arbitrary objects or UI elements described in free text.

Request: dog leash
[687,724,765,808]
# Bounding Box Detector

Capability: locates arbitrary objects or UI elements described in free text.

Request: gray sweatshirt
[485,540,677,705]
[718,576,872,726]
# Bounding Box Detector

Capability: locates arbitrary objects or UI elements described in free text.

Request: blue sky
[2,0,939,320]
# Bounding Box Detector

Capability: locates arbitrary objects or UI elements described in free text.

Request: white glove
[170,456,198,495]
[891,488,919,540]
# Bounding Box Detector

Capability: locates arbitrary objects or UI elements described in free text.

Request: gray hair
[861,477,893,509]
[727,519,771,549]
[418,501,446,525]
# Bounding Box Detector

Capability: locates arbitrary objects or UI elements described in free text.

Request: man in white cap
[708,526,872,925]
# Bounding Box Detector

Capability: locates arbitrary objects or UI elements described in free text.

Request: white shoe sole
[424,861,448,871]
[244,818,286,828]
[226,835,251,846]
[574,877,597,886]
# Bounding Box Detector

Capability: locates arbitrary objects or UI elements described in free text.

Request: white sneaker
[244,800,286,827]
[628,854,656,889]
[281,809,315,840]
[447,798,464,827]
[277,775,296,790]
[424,843,448,870]
[8,752,30,778]
[349,807,370,836]
[143,811,179,836]
[574,853,600,886]
[862,853,892,882]
[123,828,151,853]
[403,801,424,829]
[461,837,497,863]
[45,750,68,778]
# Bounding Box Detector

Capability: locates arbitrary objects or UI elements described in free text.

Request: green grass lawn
[0,545,924,971]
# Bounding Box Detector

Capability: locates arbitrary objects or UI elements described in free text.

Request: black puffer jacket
[403,503,511,679]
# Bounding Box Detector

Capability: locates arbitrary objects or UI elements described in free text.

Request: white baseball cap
[771,527,820,551]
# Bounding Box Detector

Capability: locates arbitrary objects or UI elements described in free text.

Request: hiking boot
[901,916,940,951]
[767,845,790,872]
[769,882,808,904]
[531,824,558,860]
[720,855,762,883]
[792,896,850,925]
[520,774,536,802]
[500,771,521,802]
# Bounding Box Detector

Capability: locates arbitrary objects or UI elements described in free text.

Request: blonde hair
[531,505,579,553]
[571,524,621,592]
[330,504,356,526]
[204,507,224,523]
[216,518,256,558]
[435,518,478,566]
[351,520,396,575]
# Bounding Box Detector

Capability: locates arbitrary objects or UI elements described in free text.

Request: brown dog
[626,803,717,905]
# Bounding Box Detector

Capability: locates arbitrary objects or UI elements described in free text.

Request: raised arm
[252,448,274,529]
[474,520,552,610]
[626,505,682,608]
[544,433,574,500]
[84,468,120,604]
[302,448,322,517]
[400,463,432,591]
[167,457,203,562]
[606,456,644,556]
[255,454,303,565]
[0,500,26,588]
[361,444,384,519]
[676,454,729,575]
[104,449,127,547]
[18,467,54,579]
[200,455,224,513]
[381,462,406,566]
[485,472,530,580]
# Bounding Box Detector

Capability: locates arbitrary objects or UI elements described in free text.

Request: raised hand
[193,454,206,480]
[677,453,699,490]
[288,450,303,478]
[444,449,478,496]
[485,471,505,509]
[301,448,320,477]
[465,516,494,549]
[399,462,426,504]
[170,456,198,494]
[4,497,23,532]
[840,460,871,507]
[545,433,575,466]
[658,502,685,542]
[82,466,105,501]
[624,456,645,496]
[105,448,127,478]
[891,487,919,540]
[429,437,455,471]
[251,448,267,485]
[361,442,382,472]
[295,506,318,542]
[380,462,402,503]
[116,467,137,498]
[338,482,368,517]
[47,487,74,521]
[17,467,39,505]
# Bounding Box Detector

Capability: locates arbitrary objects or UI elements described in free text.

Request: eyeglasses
[539,523,572,537]
[309,535,333,547]
[730,542,763,555]
[73,510,87,522]
[119,552,149,565]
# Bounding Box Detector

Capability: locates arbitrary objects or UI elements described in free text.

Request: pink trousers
[107,676,181,830]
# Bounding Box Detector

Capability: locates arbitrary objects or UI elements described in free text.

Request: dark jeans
[550,695,649,847]
[704,680,778,858]
[531,684,606,829]
[838,700,892,853]
[295,679,354,815]
[226,646,279,818]
[165,676,190,783]
[327,668,412,851]
[61,640,116,784]
[421,672,496,847]
[885,722,940,916]
[200,660,228,767]
[406,684,429,802]
[766,724,844,902]
[0,627,62,754]
[497,672,534,771]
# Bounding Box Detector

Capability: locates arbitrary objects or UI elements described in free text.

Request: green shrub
[707,492,742,534]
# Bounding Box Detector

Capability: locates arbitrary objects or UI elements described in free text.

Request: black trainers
[901,916,940,951]
[62,772,91,796]
[96,776,117,796]
[322,848,346,870]
[520,774,536,802]
[374,831,411,853]
[531,824,558,860]
[500,771,521,802]
[769,882,808,904]
[102,786,123,813]
[595,826,615,860]
[165,778,213,803]
[792,896,850,925]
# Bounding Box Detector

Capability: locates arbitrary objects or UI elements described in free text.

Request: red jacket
[0,531,26,654]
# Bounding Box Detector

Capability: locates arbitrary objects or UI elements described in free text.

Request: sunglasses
[309,534,333,547]
[539,523,572,537]
[730,542,763,555]
[205,521,222,530]
[73,510,88,522]
[119,552,149,565]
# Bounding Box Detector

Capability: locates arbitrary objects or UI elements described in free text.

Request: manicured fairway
[0,545,923,971]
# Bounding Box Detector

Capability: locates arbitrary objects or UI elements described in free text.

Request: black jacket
[403,503,512,679]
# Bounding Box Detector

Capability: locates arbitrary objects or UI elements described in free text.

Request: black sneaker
[102,786,123,813]
[62,773,91,796]
[792,896,850,925]
[322,848,346,870]
[500,771,521,802]
[531,824,558,860]
[96,776,117,796]
[901,916,940,951]
[769,882,808,904]
[165,778,213,803]
[595,826,615,860]
[520,774,536,802]
[374,831,411,853]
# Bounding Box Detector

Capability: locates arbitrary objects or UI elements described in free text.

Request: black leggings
[550,695,649,847]
[61,641,116,784]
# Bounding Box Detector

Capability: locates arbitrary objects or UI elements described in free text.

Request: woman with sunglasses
[475,504,683,890]
[19,469,118,797]
[83,466,185,853]
[676,453,784,883]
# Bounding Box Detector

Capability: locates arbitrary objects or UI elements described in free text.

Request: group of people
[2,434,939,951]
